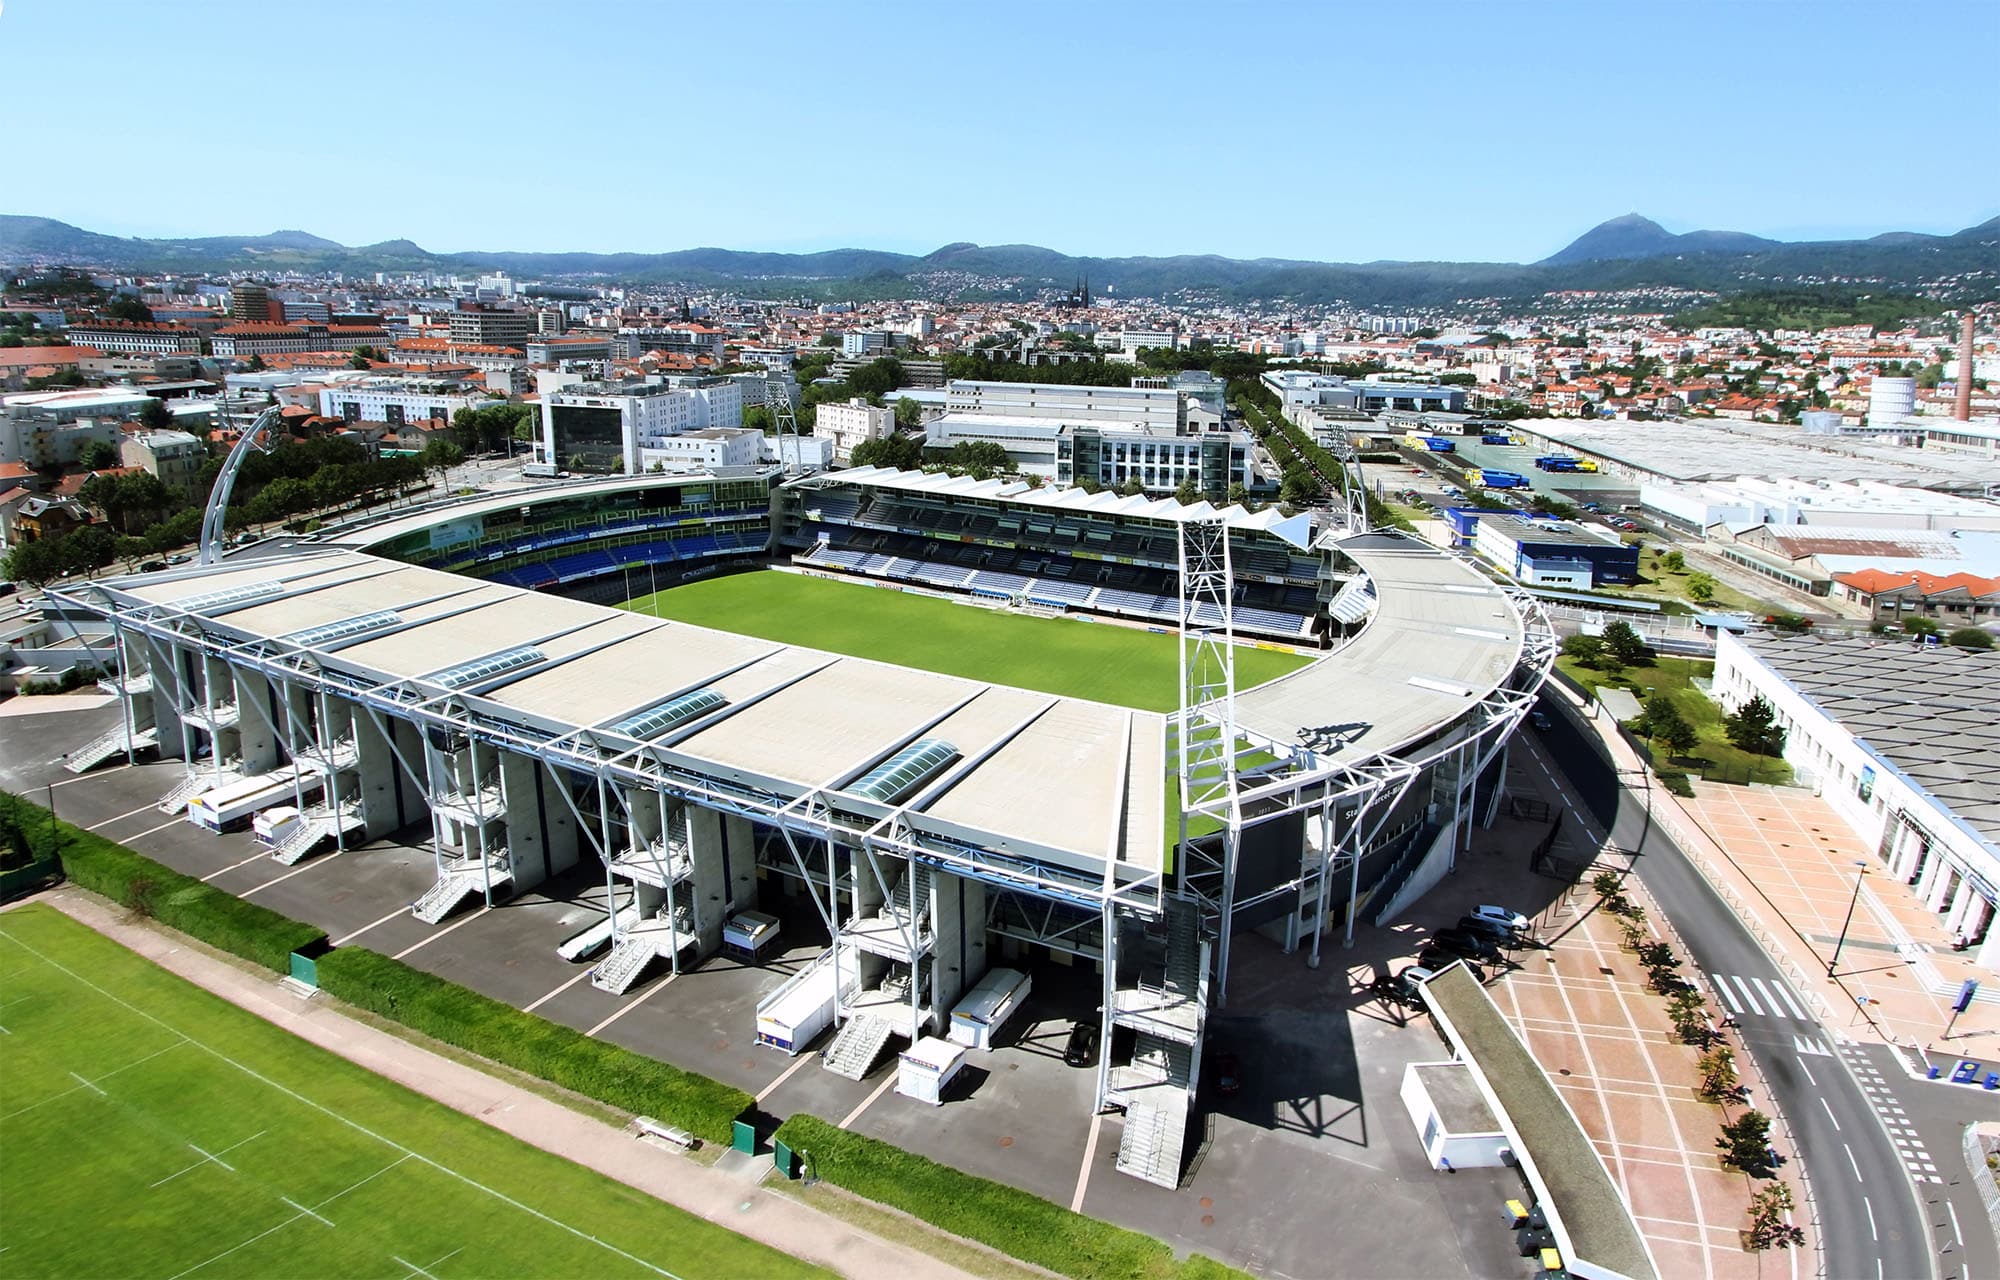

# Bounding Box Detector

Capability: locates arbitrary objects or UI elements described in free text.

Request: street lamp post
[1828,861,1870,978]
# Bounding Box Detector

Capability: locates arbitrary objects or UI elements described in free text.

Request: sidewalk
[25,889,979,1280]
[1549,679,1998,1059]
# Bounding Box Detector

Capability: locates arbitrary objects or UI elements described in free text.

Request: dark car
[1417,949,1485,983]
[1457,914,1518,945]
[1063,1021,1099,1068]
[1213,1050,1243,1096]
[1429,928,1501,963]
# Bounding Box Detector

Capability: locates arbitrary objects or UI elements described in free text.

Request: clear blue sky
[8,0,1996,263]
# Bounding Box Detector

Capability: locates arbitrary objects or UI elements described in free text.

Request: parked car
[1395,965,1437,1000]
[1470,905,1530,933]
[1429,928,1501,964]
[1458,914,1518,943]
[1063,1021,1099,1068]
[1416,949,1485,982]
[1213,1050,1243,1096]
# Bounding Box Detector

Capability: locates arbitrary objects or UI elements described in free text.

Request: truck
[1574,458,1599,472]
[1424,436,1457,453]
[1534,455,1580,472]
[521,461,564,479]
[1481,433,1513,445]
[1480,469,1530,489]
[186,767,321,832]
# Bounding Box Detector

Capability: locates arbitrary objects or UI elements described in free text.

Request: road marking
[1748,977,1785,1019]
[51,763,134,787]
[1768,979,1808,1020]
[1730,975,1765,1016]
[1863,1196,1877,1241]
[838,1071,898,1130]
[583,973,675,1037]
[754,1048,817,1105]
[1072,1111,1104,1213]
[1797,1059,1817,1086]
[85,801,159,831]
[392,905,490,960]
[1819,1097,1841,1131]
[199,851,271,883]
[127,816,188,843]
[330,905,410,947]
[522,968,594,1014]
[1845,1142,1863,1182]
[1946,1199,1963,1248]
[1793,1035,1832,1057]
[1707,973,1741,1014]
[241,851,345,898]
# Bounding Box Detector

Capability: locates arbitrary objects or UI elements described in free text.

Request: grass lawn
[0,904,827,1280]
[1588,553,1779,617]
[624,570,1312,713]
[1557,654,1791,785]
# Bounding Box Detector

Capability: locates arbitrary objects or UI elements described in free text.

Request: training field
[0,905,825,1280]
[624,570,1311,713]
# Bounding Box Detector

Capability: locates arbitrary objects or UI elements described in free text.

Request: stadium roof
[330,471,775,550]
[96,548,1169,884]
[798,466,1312,546]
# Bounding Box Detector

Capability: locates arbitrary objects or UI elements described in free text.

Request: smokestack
[1957,312,1976,422]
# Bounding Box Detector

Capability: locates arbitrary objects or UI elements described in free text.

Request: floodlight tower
[1174,511,1243,1003]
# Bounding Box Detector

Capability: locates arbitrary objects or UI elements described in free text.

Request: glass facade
[550,404,626,473]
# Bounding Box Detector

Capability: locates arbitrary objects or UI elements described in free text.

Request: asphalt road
[1525,703,1937,1280]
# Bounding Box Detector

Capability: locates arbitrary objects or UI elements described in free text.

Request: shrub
[1654,769,1695,797]
[774,1113,1240,1280]
[315,947,751,1145]
[0,791,323,972]
[1947,627,1993,650]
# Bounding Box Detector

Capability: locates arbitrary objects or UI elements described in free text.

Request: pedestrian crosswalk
[1792,1034,1833,1057]
[1705,970,1812,1021]
[1839,1044,1942,1184]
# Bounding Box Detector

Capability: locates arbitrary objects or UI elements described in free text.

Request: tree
[1560,633,1605,667]
[1602,619,1649,666]
[1117,478,1146,498]
[102,294,154,324]
[246,353,267,372]
[1661,549,1685,573]
[1902,616,1941,637]
[1697,1045,1739,1102]
[2,536,72,587]
[1717,1110,1772,1172]
[1174,476,1200,505]
[1947,627,1993,650]
[79,440,120,472]
[741,405,775,433]
[1226,482,1250,507]
[419,438,465,487]
[1636,690,1697,757]
[1746,1182,1805,1251]
[1724,695,1787,757]
[893,396,923,429]
[1685,571,1716,602]
[139,399,176,432]
[848,433,923,472]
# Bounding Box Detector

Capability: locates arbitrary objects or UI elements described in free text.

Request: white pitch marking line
[330,904,410,947]
[839,1071,899,1130]
[394,1257,439,1280]
[393,906,491,960]
[188,1143,236,1173]
[0,928,687,1280]
[417,1248,463,1275]
[1071,1111,1104,1213]
[754,1048,817,1104]
[1819,1097,1841,1131]
[282,1197,333,1227]
[69,1070,105,1096]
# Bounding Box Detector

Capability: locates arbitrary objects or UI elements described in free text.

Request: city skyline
[7,0,1997,263]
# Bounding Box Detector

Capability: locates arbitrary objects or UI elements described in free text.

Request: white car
[1470,905,1529,933]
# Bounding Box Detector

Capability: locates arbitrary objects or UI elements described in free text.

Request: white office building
[638,427,766,473]
[318,377,494,428]
[540,378,744,475]
[814,398,896,465]
[943,380,1183,433]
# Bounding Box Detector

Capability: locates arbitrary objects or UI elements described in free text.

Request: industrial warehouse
[48,466,1553,1190]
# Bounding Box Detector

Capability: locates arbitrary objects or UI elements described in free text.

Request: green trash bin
[773,1138,798,1180]
[732,1120,757,1155]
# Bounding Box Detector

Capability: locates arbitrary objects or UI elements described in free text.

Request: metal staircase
[157,770,228,815]
[65,724,155,774]
[590,935,656,995]
[1115,1091,1189,1189]
[821,1013,894,1080]
[270,805,361,865]
[411,873,481,924]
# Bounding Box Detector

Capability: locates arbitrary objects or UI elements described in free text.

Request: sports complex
[48,460,1554,1191]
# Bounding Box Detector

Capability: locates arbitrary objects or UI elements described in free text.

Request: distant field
[622,570,1313,713]
[0,904,826,1280]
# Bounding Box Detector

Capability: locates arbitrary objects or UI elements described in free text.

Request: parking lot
[9,699,1583,1279]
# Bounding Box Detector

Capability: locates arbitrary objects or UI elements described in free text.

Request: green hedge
[0,791,325,972]
[315,946,751,1145]
[773,1114,1246,1280]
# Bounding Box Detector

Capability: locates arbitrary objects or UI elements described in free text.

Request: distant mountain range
[3,212,1996,308]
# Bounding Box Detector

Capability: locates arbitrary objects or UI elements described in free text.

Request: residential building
[638,426,765,473]
[317,378,494,429]
[229,284,278,323]
[814,398,895,465]
[524,336,613,365]
[119,429,207,502]
[610,325,726,363]
[62,320,202,356]
[448,304,533,349]
[840,329,900,358]
[1,389,154,467]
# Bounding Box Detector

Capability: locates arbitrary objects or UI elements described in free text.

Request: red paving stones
[1487,859,1812,1280]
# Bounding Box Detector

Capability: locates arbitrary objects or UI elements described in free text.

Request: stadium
[51,461,1553,1189]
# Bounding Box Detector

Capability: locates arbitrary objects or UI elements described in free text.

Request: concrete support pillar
[1946,878,1979,937]
[1889,825,1922,882]
[722,813,754,912]
[930,871,983,1018]
[539,763,580,877]
[231,669,280,774]
[143,635,187,760]
[1916,849,1946,902]
[686,806,727,956]
[350,700,404,840]
[498,750,547,891]
[1960,895,1994,949]
[1926,866,1959,914]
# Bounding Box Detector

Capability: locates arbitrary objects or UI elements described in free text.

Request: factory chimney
[1956,312,1975,421]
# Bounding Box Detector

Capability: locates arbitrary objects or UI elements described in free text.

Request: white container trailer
[252,805,303,847]
[755,945,859,1055]
[948,966,1030,1050]
[187,768,320,832]
[896,1036,965,1106]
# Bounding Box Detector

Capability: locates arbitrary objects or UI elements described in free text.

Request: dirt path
[24,889,980,1280]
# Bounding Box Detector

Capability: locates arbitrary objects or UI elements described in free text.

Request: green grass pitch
[0,904,827,1280]
[622,570,1312,713]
